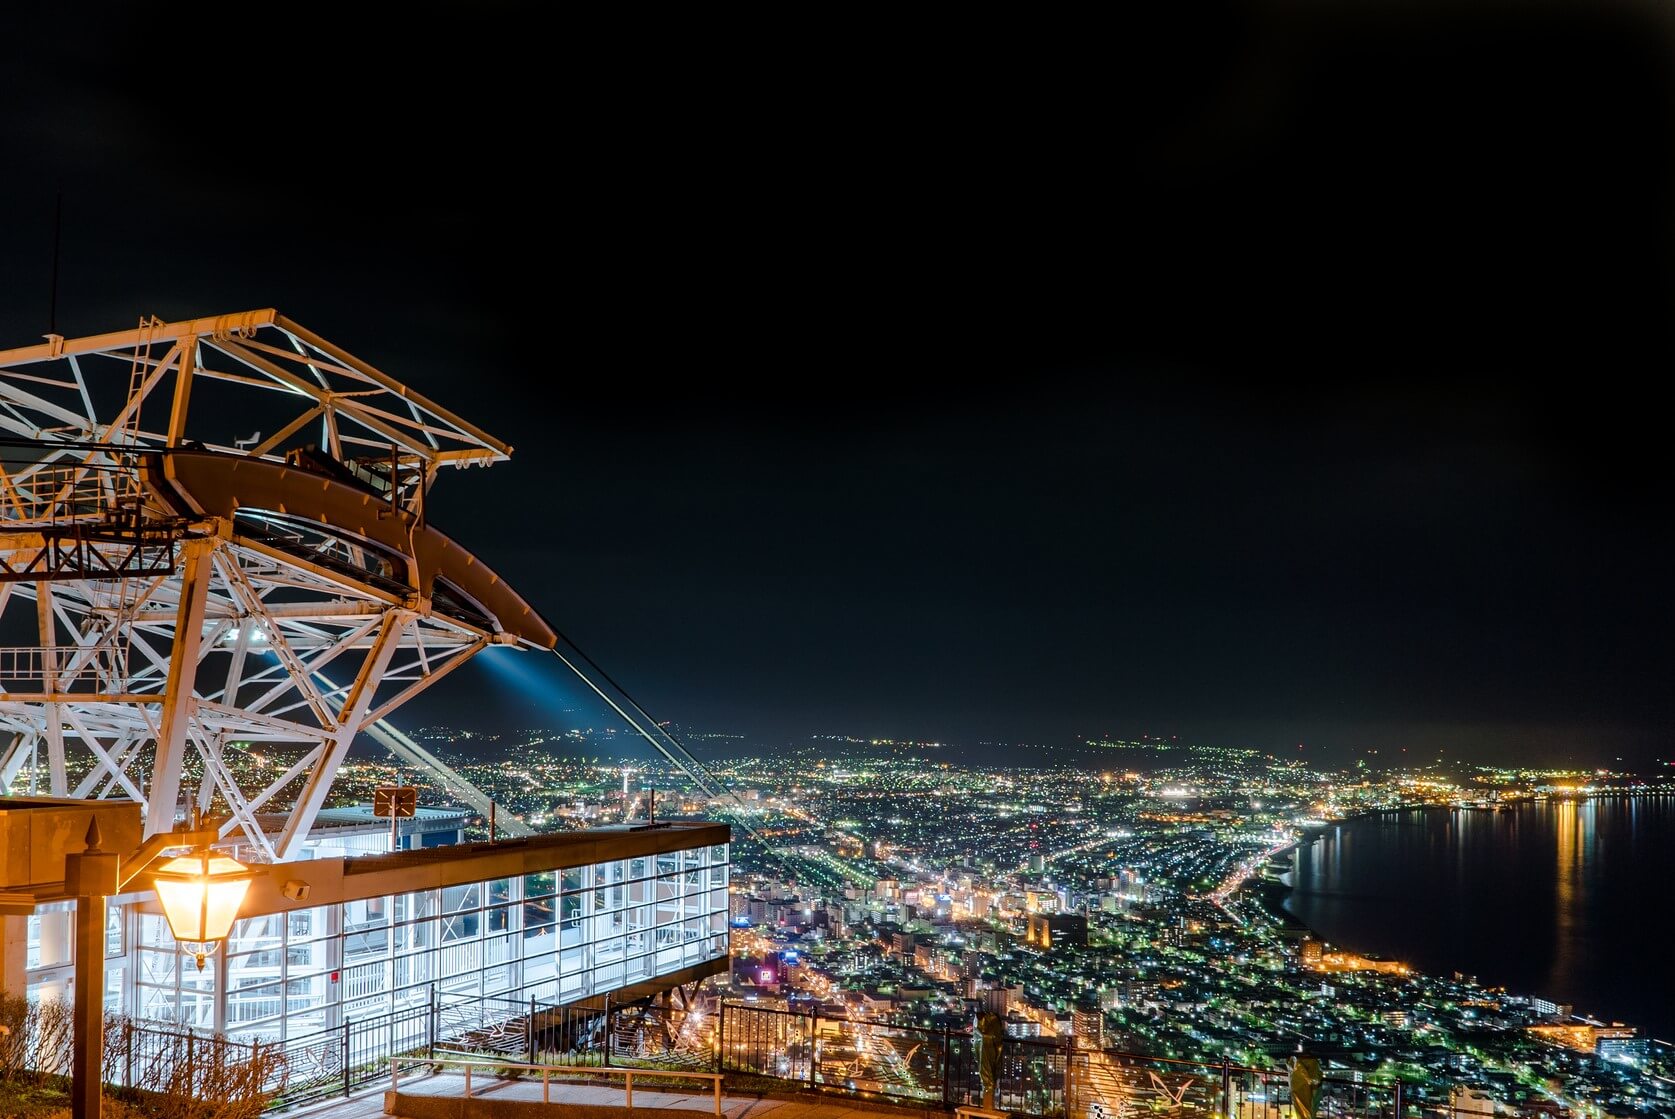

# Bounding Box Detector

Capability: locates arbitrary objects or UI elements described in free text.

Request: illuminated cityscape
[3,6,1672,1118]
[251,726,1675,1117]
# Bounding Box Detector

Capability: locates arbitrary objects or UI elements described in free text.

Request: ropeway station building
[0,311,732,1065]
[5,799,730,1048]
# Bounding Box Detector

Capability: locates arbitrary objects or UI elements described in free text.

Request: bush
[104,1017,285,1119]
[0,996,73,1085]
[0,996,284,1119]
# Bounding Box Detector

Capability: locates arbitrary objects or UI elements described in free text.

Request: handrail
[720,1001,1381,1086]
[391,1054,724,1116]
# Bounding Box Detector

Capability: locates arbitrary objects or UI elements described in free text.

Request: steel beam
[0,310,551,860]
[145,536,214,835]
[0,309,277,367]
[274,611,409,859]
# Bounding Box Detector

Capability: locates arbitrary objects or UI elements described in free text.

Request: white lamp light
[151,849,257,970]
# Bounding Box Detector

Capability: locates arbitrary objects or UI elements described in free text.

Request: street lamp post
[64,820,117,1119]
[61,814,250,1119]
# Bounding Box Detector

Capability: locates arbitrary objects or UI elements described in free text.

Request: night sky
[2,4,1670,766]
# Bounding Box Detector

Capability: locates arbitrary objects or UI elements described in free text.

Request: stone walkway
[278,1072,935,1119]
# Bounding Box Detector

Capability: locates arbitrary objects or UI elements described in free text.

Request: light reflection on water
[1284,796,1675,1039]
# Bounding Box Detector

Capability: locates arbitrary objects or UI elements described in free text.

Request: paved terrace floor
[279,1073,939,1119]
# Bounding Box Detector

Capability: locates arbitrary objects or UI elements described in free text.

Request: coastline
[1250,804,1430,935]
[1252,796,1670,1037]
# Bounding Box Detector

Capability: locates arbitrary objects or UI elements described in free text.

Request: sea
[1282,795,1675,1042]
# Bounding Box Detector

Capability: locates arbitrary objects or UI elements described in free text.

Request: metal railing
[95,996,1589,1119]
[102,1017,281,1110]
[717,1003,1421,1118]
[0,460,141,527]
[391,1054,725,1115]
[720,1002,1064,1110]
[0,645,126,690]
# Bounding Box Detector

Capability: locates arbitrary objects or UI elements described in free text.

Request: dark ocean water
[1283,795,1675,1041]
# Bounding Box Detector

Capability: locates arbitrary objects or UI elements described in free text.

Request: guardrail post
[941,1028,953,1110]
[1063,1034,1075,1119]
[716,1000,725,1073]
[529,995,537,1065]
[604,993,612,1068]
[625,1069,633,1109]
[714,1072,722,1116]
[543,1068,550,1104]
[465,1063,472,1098]
[429,984,437,1060]
[343,1019,352,1097]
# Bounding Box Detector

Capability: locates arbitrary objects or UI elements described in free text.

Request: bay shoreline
[1251,795,1665,1036]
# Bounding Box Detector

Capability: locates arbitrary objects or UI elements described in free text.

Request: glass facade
[28,839,729,1047]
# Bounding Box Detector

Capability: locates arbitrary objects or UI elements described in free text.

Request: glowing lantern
[150,849,257,969]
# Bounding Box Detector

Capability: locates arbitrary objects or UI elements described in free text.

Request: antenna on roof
[48,192,62,335]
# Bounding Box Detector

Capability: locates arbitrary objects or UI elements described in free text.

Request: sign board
[372,786,418,819]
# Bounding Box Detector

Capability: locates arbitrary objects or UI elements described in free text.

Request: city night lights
[2,3,1670,1118]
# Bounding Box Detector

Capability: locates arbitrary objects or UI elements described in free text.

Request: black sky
[2,3,1670,766]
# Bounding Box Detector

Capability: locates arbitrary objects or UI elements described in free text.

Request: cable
[544,629,769,826]
[541,635,794,877]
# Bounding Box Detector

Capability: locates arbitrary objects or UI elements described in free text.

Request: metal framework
[0,310,552,859]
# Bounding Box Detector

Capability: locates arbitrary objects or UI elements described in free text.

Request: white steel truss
[0,310,550,858]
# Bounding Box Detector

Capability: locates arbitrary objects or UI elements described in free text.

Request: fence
[102,1016,282,1113]
[94,996,1561,1118]
[107,1001,432,1110]
[392,1054,726,1116]
[717,1004,1422,1118]
[720,1002,1048,1111]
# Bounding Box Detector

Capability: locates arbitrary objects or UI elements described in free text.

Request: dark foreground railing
[94,996,1583,1118]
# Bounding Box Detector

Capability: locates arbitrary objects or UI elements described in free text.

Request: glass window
[226,979,284,1025]
[487,878,512,906]
[287,943,329,973]
[443,883,480,913]
[105,904,124,958]
[524,896,556,934]
[344,901,385,934]
[287,908,318,940]
[105,854,731,1039]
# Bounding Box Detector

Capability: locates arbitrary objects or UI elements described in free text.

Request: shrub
[0,996,284,1119]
